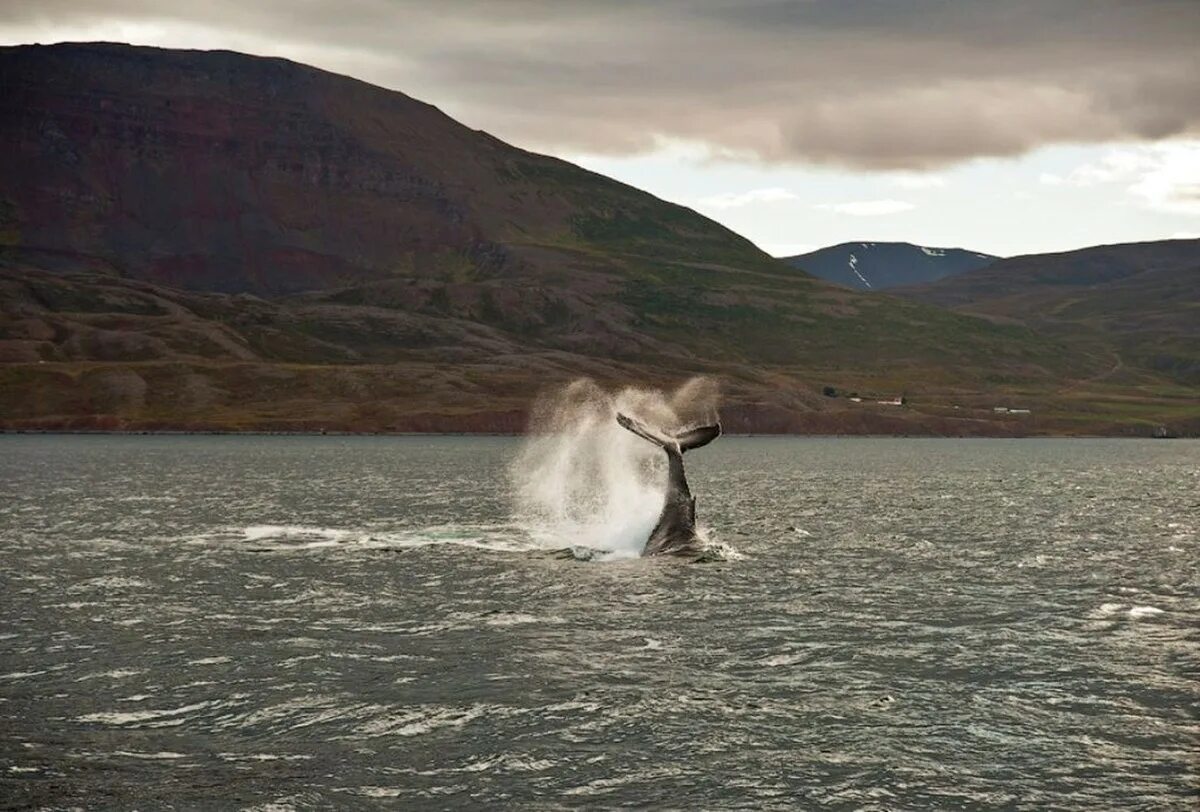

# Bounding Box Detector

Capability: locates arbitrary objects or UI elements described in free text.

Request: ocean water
[1,435,1197,809]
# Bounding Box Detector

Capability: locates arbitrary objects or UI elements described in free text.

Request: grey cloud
[1,0,1197,168]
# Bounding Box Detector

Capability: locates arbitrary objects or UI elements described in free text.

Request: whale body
[615,412,721,557]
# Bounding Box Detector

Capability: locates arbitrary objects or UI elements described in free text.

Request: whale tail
[675,423,722,452]
[616,413,721,453]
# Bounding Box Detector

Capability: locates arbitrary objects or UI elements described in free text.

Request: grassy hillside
[898,239,1200,386]
[5,264,1197,436]
[0,45,1195,435]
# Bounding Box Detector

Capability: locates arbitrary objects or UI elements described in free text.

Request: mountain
[896,239,1200,421]
[0,44,1192,435]
[896,239,1198,310]
[0,41,780,297]
[784,242,998,290]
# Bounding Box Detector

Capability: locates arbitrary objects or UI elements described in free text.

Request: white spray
[511,377,720,558]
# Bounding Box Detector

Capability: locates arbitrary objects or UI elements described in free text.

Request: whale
[616,412,721,557]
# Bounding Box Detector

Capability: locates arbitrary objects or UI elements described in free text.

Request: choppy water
[1,435,1197,809]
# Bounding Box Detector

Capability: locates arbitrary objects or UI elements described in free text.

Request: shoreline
[1,429,1190,440]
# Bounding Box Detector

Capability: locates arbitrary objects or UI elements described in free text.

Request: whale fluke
[616,413,721,453]
[676,423,721,451]
[616,413,675,449]
[615,412,721,557]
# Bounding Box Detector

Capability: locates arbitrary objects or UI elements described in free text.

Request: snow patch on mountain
[847,253,872,288]
[785,241,999,290]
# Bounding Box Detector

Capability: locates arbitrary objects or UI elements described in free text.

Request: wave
[187,520,739,562]
[190,523,542,554]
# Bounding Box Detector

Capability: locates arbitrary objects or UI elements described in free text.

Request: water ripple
[1,435,1196,808]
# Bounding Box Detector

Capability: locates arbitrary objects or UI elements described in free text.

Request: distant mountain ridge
[896,239,1199,307]
[784,241,998,290]
[896,238,1200,384]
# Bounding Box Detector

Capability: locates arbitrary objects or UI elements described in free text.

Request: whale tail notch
[616,413,721,453]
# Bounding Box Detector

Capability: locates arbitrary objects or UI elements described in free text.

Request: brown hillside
[0,44,1195,435]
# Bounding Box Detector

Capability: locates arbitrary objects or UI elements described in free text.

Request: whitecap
[483,612,550,627]
[352,787,403,798]
[243,524,351,542]
[72,576,147,590]
[77,701,212,726]
[203,522,539,555]
[75,668,145,682]
[1129,606,1164,618]
[354,705,488,738]
[217,752,313,763]
[112,750,188,760]
[187,656,232,666]
[759,652,808,667]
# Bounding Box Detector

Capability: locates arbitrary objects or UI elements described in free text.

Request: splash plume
[511,378,720,558]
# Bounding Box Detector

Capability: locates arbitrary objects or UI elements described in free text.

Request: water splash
[510,378,719,558]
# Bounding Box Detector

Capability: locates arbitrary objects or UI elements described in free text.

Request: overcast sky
[3,0,1198,256]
